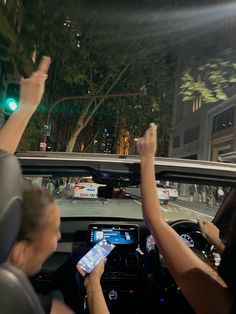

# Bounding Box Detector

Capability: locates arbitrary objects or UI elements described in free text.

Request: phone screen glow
[78,239,115,273]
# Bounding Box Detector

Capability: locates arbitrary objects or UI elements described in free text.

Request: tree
[60,0,180,152]
[9,0,234,154]
[179,58,236,104]
[0,0,23,69]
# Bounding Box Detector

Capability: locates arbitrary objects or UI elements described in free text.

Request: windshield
[2,0,236,220]
[22,175,230,221]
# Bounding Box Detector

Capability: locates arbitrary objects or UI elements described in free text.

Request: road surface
[57,197,215,222]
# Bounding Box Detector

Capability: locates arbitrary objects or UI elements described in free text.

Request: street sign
[41,124,51,136]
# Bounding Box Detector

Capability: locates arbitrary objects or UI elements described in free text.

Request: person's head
[8,183,61,276]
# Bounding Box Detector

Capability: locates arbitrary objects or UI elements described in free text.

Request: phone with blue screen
[77,239,115,273]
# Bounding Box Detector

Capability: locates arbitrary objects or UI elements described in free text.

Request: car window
[22,175,230,222]
[157,184,166,188]
[79,178,94,183]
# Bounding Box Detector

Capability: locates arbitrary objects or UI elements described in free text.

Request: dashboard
[88,224,139,246]
[32,218,208,314]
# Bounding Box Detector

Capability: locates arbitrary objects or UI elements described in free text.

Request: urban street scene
[1,1,236,313]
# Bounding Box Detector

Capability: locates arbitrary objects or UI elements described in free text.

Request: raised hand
[0,56,51,153]
[137,123,157,158]
[19,56,51,110]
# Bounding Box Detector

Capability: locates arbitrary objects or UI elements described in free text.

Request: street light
[133,138,139,154]
[93,140,98,153]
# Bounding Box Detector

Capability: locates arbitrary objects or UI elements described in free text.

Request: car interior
[2,1,236,313]
[13,152,236,314]
[0,150,45,314]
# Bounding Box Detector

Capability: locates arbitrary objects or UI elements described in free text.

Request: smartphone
[77,239,115,273]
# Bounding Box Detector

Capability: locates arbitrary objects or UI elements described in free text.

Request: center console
[88,224,139,246]
[88,224,146,312]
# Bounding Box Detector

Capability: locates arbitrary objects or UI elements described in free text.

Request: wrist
[86,288,102,295]
[140,155,155,162]
[86,281,101,291]
[19,101,38,113]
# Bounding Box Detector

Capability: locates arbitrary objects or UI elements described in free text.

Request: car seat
[0,150,45,314]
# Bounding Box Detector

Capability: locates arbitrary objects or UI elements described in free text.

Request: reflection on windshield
[22,176,229,221]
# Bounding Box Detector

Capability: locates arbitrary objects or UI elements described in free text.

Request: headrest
[0,150,22,262]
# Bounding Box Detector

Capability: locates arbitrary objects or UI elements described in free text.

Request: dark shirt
[37,293,53,314]
[217,213,236,314]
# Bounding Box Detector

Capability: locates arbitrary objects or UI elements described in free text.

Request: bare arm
[77,259,109,314]
[0,56,51,153]
[51,299,75,314]
[137,123,232,314]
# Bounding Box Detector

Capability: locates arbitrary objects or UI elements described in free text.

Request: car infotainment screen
[88,224,139,246]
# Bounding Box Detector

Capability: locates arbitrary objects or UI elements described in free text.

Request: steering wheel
[144,220,210,313]
[169,219,218,268]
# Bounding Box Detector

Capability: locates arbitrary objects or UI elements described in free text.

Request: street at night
[2,1,236,313]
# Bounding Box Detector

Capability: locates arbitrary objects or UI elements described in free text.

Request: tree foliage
[180,58,236,103]
[4,0,236,153]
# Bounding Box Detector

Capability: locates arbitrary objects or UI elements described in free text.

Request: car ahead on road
[73,176,106,199]
[165,185,179,201]
[156,183,170,205]
[122,183,170,205]
[16,152,236,314]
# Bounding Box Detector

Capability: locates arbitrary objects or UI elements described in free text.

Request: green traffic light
[5,98,19,112]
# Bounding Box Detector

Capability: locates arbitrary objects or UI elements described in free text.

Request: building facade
[169,88,236,161]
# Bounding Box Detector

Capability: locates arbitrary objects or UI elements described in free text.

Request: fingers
[149,123,157,137]
[137,122,157,156]
[97,258,106,269]
[145,122,157,138]
[76,264,86,277]
[197,218,207,237]
[37,56,51,74]
[137,137,144,145]
[137,137,144,154]
[28,56,51,80]
[150,122,157,131]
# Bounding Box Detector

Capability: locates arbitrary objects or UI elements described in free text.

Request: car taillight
[74,186,84,190]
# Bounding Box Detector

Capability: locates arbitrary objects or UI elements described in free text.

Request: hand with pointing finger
[19,56,51,111]
[137,123,157,159]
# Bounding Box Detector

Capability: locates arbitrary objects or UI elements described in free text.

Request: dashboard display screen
[88,224,139,246]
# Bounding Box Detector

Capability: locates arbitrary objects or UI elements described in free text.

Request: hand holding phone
[77,239,115,274]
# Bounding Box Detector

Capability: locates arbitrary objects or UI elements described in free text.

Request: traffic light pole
[40,92,139,151]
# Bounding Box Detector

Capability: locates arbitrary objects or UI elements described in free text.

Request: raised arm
[0,56,51,153]
[137,123,232,314]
